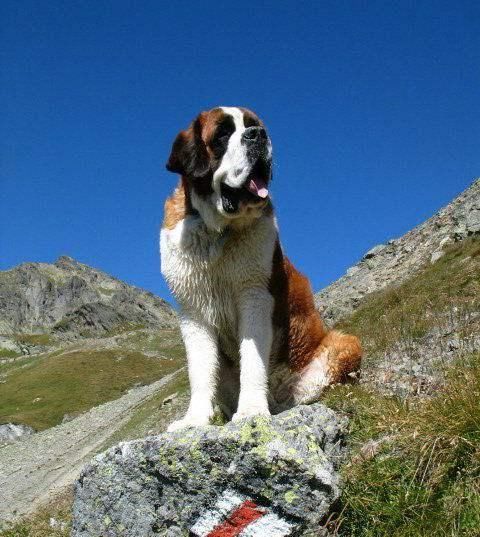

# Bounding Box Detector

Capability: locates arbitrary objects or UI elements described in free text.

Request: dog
[160,106,361,431]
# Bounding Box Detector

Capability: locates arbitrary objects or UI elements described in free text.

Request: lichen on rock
[72,403,347,536]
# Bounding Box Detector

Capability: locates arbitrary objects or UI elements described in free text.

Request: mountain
[0,256,183,436]
[0,256,176,348]
[315,178,480,324]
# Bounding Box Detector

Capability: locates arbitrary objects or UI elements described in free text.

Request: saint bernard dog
[160,106,361,431]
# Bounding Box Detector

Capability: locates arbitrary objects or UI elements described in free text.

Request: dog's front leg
[232,287,273,421]
[167,315,218,432]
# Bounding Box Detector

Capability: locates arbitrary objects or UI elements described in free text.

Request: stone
[0,423,35,444]
[430,250,445,264]
[72,404,347,536]
[0,257,177,341]
[362,244,386,260]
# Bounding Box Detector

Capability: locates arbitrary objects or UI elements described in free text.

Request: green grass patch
[14,334,53,347]
[337,238,480,358]
[103,322,146,337]
[0,346,184,431]
[0,349,20,359]
[323,352,480,536]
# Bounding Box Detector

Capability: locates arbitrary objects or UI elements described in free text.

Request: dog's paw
[231,406,271,423]
[167,415,211,432]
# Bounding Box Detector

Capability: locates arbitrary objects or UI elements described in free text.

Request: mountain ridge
[315,177,480,324]
[0,255,177,342]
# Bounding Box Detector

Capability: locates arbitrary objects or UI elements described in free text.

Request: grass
[13,334,53,347]
[0,490,72,537]
[319,238,480,536]
[103,368,189,445]
[337,238,480,359]
[323,353,480,536]
[0,343,184,430]
[0,349,20,359]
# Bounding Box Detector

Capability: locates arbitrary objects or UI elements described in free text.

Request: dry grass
[337,238,480,359]
[321,237,480,536]
[0,490,72,537]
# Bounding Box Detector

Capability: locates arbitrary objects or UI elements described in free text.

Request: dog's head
[166,107,272,224]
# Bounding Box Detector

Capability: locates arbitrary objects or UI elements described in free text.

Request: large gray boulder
[72,404,346,536]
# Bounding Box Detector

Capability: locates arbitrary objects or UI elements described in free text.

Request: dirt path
[0,369,183,523]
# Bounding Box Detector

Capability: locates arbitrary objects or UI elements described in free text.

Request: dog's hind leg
[280,330,362,406]
[320,330,362,385]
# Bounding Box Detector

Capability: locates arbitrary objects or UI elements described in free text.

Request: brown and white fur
[160,106,361,431]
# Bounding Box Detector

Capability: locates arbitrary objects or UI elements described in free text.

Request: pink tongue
[246,177,269,199]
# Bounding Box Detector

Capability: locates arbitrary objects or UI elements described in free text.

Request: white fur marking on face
[214,107,249,190]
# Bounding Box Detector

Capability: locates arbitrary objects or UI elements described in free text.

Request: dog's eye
[215,127,232,142]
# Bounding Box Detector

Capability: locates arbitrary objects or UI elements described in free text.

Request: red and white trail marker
[190,489,294,537]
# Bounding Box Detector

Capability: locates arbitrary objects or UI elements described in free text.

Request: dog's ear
[166,116,210,178]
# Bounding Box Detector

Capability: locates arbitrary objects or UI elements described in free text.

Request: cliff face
[315,179,480,324]
[0,256,177,339]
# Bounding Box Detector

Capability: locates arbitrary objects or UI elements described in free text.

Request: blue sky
[1,1,479,305]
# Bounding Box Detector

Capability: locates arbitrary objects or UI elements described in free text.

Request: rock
[62,412,84,424]
[315,178,480,324]
[49,517,68,531]
[0,423,35,444]
[0,256,177,340]
[430,250,444,263]
[72,404,346,536]
[161,393,178,406]
[362,244,387,260]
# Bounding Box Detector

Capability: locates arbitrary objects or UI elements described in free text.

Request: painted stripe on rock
[190,489,294,537]
[190,490,245,536]
[206,500,265,536]
[239,512,294,536]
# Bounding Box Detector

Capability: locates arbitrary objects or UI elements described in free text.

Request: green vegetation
[337,238,480,358]
[321,238,480,536]
[0,338,184,430]
[0,349,20,359]
[14,334,53,347]
[324,354,480,536]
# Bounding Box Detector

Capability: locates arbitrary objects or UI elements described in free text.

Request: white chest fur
[160,214,277,354]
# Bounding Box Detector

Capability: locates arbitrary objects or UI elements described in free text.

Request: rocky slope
[0,256,177,342]
[315,178,480,324]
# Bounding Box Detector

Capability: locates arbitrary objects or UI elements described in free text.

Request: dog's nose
[242,126,267,143]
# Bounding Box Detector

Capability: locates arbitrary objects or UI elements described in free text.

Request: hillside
[0,257,183,433]
[1,180,479,536]
[321,236,480,536]
[0,255,176,343]
[315,178,480,324]
[0,258,188,529]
